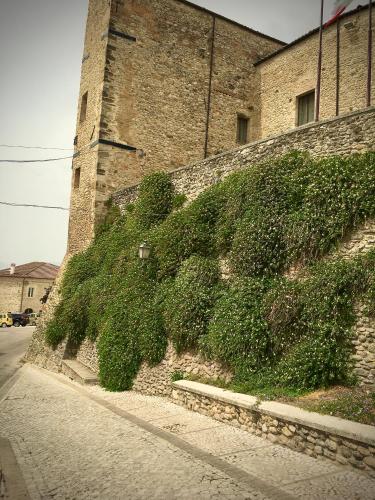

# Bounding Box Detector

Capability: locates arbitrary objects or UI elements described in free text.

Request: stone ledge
[173,380,257,409]
[172,380,375,475]
[61,360,98,386]
[259,401,375,447]
[173,380,375,446]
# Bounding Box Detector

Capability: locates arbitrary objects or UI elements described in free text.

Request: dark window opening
[27,287,34,298]
[237,116,249,145]
[80,91,88,123]
[74,167,81,189]
[297,90,315,126]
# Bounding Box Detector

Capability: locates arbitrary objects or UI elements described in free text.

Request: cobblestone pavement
[0,365,374,500]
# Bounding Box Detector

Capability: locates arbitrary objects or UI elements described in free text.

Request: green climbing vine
[44,153,375,392]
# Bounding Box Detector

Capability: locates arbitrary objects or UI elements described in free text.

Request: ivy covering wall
[45,152,375,392]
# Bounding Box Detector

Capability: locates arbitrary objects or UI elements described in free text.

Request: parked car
[27,312,40,326]
[11,313,29,327]
[0,313,13,327]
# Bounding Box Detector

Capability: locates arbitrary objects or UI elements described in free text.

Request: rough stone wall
[0,278,54,313]
[132,342,232,397]
[0,278,23,313]
[259,6,375,138]
[172,385,375,476]
[76,338,99,374]
[68,0,282,253]
[24,256,71,372]
[75,340,231,396]
[28,107,375,391]
[114,107,375,208]
[67,0,111,254]
[328,220,375,387]
[336,219,375,260]
[353,305,375,387]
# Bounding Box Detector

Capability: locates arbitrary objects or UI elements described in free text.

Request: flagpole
[336,17,341,116]
[367,0,373,107]
[316,0,324,121]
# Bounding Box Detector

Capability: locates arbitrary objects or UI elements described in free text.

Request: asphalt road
[0,326,34,388]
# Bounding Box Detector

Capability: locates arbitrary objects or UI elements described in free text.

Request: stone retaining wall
[76,338,99,374]
[172,380,375,477]
[24,255,71,372]
[132,342,232,397]
[353,305,375,387]
[113,107,375,209]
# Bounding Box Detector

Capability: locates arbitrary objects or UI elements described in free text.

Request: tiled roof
[0,262,59,280]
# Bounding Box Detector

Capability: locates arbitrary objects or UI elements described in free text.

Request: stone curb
[172,380,375,474]
[172,381,375,447]
[173,380,258,410]
[259,401,375,447]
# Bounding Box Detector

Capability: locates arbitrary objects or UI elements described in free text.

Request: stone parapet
[113,107,375,209]
[172,380,375,477]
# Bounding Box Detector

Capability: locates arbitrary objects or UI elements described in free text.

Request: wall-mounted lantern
[139,242,151,260]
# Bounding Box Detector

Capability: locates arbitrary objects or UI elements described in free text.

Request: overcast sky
[0,0,364,270]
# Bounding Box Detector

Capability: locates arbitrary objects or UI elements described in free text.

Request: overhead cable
[0,201,69,211]
[0,156,74,163]
[0,144,74,151]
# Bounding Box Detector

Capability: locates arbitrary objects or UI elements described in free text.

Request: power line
[0,201,69,211]
[0,155,74,163]
[0,144,74,151]
[0,142,138,164]
[0,143,98,163]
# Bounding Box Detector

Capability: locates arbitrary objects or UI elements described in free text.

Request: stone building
[258,5,375,138]
[68,0,284,254]
[0,262,59,314]
[68,0,374,255]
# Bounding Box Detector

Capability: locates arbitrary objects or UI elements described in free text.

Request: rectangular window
[80,91,88,123]
[28,287,34,298]
[74,167,81,189]
[237,116,249,145]
[297,90,315,126]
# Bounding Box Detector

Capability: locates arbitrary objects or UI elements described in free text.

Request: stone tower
[67,0,284,254]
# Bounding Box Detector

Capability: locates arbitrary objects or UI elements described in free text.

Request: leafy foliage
[164,256,219,352]
[134,172,174,229]
[44,152,375,393]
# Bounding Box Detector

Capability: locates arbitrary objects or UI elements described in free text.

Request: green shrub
[152,211,211,278]
[172,193,187,210]
[98,308,141,391]
[43,153,375,394]
[171,371,185,382]
[45,302,67,348]
[204,277,272,376]
[276,324,353,389]
[229,209,286,277]
[164,256,219,352]
[60,252,97,298]
[134,172,174,229]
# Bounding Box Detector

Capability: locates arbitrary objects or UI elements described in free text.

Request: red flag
[325,0,353,27]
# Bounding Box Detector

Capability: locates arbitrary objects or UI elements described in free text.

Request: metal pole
[367,0,373,107]
[336,18,341,116]
[315,0,324,121]
[204,16,216,159]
